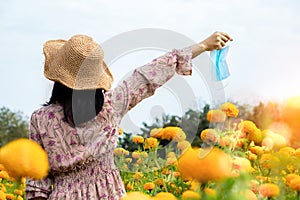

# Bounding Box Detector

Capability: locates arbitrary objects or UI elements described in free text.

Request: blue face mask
[210,46,230,81]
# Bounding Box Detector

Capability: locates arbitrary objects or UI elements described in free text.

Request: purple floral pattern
[26,47,192,200]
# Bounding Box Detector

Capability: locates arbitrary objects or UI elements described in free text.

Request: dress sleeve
[25,113,53,199]
[110,47,192,117]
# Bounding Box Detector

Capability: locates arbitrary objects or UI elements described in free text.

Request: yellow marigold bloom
[290,177,300,191]
[154,178,164,186]
[14,189,23,196]
[0,138,49,179]
[121,192,151,200]
[0,171,9,179]
[249,146,264,155]
[125,158,132,163]
[1,185,6,193]
[126,182,133,191]
[200,129,219,144]
[232,156,252,172]
[20,177,26,184]
[144,137,158,149]
[114,148,129,156]
[204,188,217,198]
[239,120,257,134]
[17,196,24,200]
[182,190,201,200]
[0,191,5,200]
[286,174,300,187]
[132,135,144,144]
[132,152,140,159]
[118,128,123,135]
[207,109,226,123]
[260,153,280,169]
[173,128,186,142]
[166,157,177,166]
[247,128,262,145]
[279,146,295,156]
[150,128,164,139]
[143,182,155,190]
[160,127,184,141]
[245,189,258,200]
[5,194,15,199]
[220,102,239,117]
[177,141,191,152]
[251,180,259,194]
[140,152,148,158]
[247,151,257,161]
[152,192,177,200]
[178,147,232,183]
[258,183,280,198]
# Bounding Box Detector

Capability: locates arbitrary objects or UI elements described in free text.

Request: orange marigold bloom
[239,120,257,135]
[118,128,123,135]
[177,140,191,152]
[259,183,280,198]
[286,174,300,187]
[144,137,158,149]
[132,152,140,159]
[161,127,182,140]
[0,191,5,200]
[121,192,151,200]
[245,189,258,200]
[260,153,280,169]
[220,102,239,117]
[200,129,219,144]
[114,148,129,156]
[290,177,300,191]
[178,148,232,183]
[251,180,260,194]
[132,135,144,144]
[0,138,49,179]
[249,146,264,155]
[247,128,262,145]
[152,192,177,200]
[204,188,217,197]
[150,128,164,139]
[5,194,15,200]
[172,128,186,142]
[182,190,201,200]
[207,110,226,123]
[143,182,155,190]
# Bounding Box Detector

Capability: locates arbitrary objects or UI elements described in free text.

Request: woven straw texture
[43,35,113,90]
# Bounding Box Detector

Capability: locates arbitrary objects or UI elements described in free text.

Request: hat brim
[43,39,114,90]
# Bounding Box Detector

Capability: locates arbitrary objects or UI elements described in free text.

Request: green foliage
[0,107,29,147]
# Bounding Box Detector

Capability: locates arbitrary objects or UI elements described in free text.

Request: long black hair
[44,82,105,126]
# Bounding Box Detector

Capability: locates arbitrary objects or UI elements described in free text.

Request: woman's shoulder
[31,104,63,120]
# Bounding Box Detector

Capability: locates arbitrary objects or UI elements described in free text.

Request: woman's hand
[192,31,233,58]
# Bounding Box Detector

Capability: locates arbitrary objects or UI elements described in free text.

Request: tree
[0,107,29,147]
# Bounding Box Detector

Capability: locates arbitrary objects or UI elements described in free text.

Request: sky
[1,0,300,131]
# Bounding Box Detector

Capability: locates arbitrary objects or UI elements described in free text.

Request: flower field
[1,100,300,199]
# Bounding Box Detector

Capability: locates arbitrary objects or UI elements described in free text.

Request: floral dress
[25,47,192,200]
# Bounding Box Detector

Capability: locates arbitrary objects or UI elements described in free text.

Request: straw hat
[43,34,113,90]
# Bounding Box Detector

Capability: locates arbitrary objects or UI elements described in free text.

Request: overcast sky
[1,0,300,130]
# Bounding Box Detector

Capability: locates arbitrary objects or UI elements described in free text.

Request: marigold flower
[118,128,123,135]
[204,188,217,197]
[126,182,133,191]
[143,182,155,191]
[0,138,49,179]
[200,129,219,144]
[247,128,262,145]
[0,191,5,200]
[166,157,177,166]
[232,156,252,172]
[245,189,258,200]
[0,171,9,179]
[114,148,129,156]
[150,128,164,139]
[178,148,232,183]
[247,151,257,161]
[132,152,140,159]
[17,195,24,200]
[152,192,177,200]
[219,136,234,148]
[121,192,151,200]
[161,127,182,140]
[279,146,295,156]
[144,137,158,149]
[173,128,187,142]
[249,146,264,155]
[125,158,132,163]
[220,102,239,117]
[207,110,226,123]
[260,153,280,169]
[5,194,15,199]
[132,135,144,144]
[14,189,23,196]
[167,152,176,158]
[289,177,300,191]
[286,174,300,187]
[251,180,260,194]
[177,141,191,152]
[239,120,257,134]
[258,183,280,198]
[182,190,201,200]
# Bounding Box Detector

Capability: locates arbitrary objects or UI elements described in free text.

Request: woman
[26,31,232,199]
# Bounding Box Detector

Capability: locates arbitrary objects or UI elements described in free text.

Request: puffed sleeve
[25,113,53,199]
[110,47,192,117]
